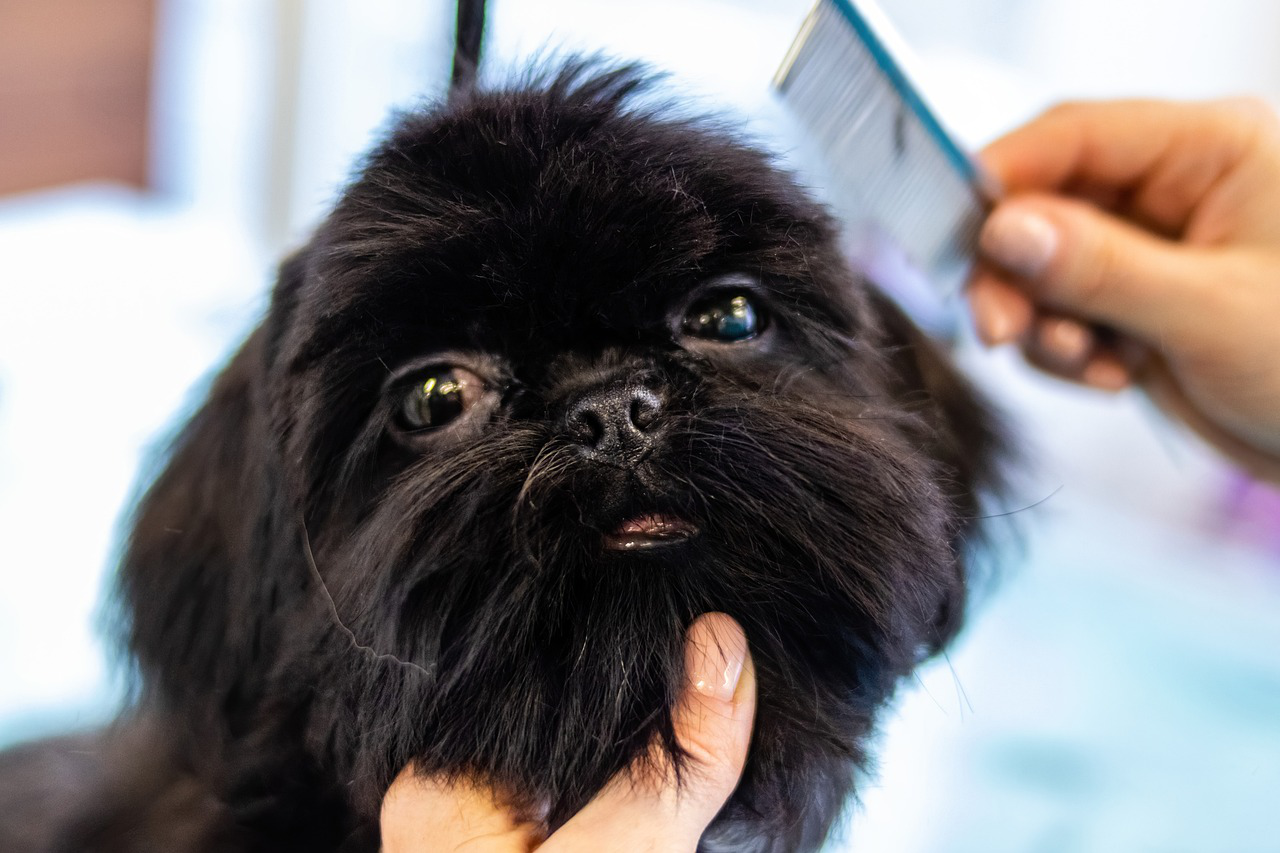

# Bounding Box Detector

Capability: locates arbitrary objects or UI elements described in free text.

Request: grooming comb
[775,0,997,330]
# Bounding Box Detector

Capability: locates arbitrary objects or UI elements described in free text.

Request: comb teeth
[775,0,990,308]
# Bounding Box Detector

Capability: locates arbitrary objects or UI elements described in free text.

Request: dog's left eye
[682,293,765,342]
[396,367,483,432]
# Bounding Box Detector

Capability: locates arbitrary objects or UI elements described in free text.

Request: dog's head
[120,64,1004,850]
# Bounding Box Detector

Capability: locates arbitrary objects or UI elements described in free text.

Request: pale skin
[380,612,755,852]
[968,98,1280,483]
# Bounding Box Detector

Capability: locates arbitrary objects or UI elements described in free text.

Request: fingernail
[685,613,746,703]
[1039,316,1094,364]
[970,284,1018,345]
[1083,358,1132,391]
[981,205,1058,280]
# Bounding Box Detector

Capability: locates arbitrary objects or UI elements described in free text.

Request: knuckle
[1044,99,1084,117]
[1080,237,1120,308]
[1060,207,1118,309]
[1216,95,1275,123]
[1212,96,1280,140]
[1041,100,1086,125]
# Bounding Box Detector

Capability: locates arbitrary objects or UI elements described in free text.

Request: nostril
[629,389,661,432]
[569,406,605,446]
[562,384,664,454]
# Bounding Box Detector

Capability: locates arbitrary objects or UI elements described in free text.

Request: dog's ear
[116,329,272,714]
[869,289,1009,647]
[115,254,308,717]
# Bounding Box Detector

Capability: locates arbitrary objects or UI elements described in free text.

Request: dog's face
[122,65,1002,851]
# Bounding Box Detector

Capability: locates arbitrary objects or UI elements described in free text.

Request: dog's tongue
[604,513,698,550]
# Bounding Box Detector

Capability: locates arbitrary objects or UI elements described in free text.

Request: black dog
[0,62,1004,852]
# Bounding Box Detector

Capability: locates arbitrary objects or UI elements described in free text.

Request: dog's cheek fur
[868,289,1008,647]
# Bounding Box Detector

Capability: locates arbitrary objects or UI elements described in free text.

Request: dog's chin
[311,396,965,843]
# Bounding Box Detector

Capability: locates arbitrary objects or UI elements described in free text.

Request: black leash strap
[451,0,487,94]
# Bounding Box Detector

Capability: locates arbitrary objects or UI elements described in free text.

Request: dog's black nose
[562,384,662,464]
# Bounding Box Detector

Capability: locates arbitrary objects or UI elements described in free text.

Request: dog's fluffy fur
[0,63,1004,852]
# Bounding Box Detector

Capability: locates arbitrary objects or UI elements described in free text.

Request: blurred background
[1,1,1278,850]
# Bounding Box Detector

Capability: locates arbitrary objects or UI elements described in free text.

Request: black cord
[451,0,487,95]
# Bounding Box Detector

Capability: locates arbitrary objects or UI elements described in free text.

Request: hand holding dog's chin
[381,613,756,852]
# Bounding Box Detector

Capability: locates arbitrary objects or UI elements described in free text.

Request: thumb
[542,613,756,851]
[979,195,1220,348]
[380,771,546,853]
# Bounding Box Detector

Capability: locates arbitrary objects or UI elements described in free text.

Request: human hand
[967,98,1280,481]
[379,612,756,852]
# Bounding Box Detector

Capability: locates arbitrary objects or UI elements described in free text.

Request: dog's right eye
[682,292,765,342]
[396,367,483,432]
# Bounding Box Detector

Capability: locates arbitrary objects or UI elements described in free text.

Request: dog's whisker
[297,512,434,679]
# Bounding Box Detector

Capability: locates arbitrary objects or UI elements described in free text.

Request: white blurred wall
[152,0,455,253]
[152,0,1280,253]
[880,0,1280,99]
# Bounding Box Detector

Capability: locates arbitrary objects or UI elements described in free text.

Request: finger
[1080,349,1136,391]
[1018,319,1137,391]
[544,613,756,851]
[380,769,545,853]
[668,613,755,782]
[967,270,1035,345]
[978,194,1220,348]
[982,99,1271,234]
[1030,313,1096,372]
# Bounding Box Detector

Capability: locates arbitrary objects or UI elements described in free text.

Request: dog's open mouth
[602,513,699,550]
